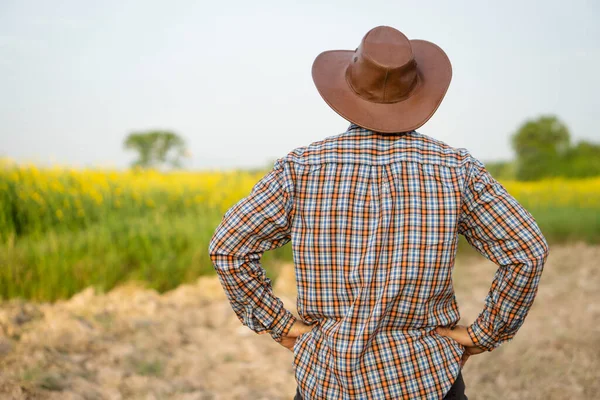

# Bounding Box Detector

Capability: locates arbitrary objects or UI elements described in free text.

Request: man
[209,26,549,400]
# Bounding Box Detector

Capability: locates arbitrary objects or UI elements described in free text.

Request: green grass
[0,203,595,302]
[0,211,291,301]
[528,206,600,244]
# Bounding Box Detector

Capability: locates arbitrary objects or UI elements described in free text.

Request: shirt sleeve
[208,158,297,343]
[458,153,550,352]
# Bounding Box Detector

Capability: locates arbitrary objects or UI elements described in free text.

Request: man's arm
[208,158,297,343]
[458,153,550,352]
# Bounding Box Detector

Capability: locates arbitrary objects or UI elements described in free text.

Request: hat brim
[311,39,452,133]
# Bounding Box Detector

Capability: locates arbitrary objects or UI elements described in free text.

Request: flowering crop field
[0,160,263,240]
[1,160,599,301]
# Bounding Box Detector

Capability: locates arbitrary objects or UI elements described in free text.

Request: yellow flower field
[506,177,600,209]
[0,159,265,240]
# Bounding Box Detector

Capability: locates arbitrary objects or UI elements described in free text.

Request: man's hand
[278,320,315,352]
[436,325,487,368]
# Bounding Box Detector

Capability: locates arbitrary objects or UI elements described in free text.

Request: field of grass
[1,159,599,301]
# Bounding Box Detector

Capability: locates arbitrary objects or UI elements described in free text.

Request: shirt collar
[346,123,415,137]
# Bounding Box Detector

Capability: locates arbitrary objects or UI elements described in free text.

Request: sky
[0,0,599,170]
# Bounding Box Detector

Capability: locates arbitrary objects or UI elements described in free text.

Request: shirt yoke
[280,127,475,169]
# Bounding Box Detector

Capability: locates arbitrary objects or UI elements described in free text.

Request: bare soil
[1,242,599,399]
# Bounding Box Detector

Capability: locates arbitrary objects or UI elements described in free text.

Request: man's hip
[293,370,468,400]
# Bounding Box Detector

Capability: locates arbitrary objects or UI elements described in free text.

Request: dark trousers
[293,370,468,399]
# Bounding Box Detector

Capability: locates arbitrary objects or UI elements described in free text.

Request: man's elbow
[208,227,226,268]
[208,235,218,263]
[208,222,239,272]
[538,234,550,264]
[528,234,550,273]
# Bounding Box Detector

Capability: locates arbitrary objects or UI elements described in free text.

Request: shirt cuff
[466,317,498,352]
[269,309,297,343]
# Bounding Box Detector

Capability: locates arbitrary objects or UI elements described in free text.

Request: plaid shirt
[209,123,550,399]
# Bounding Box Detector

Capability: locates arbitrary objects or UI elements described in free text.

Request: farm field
[1,160,599,301]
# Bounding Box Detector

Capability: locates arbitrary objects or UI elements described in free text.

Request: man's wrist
[269,309,297,343]
[467,317,497,352]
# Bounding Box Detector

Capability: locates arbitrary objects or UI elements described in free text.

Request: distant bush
[511,115,600,181]
[482,161,517,181]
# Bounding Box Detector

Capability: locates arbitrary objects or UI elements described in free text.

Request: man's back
[209,123,550,399]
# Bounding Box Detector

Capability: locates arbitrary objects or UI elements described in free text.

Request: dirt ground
[0,242,599,400]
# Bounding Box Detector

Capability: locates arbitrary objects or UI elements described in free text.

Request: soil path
[1,242,599,399]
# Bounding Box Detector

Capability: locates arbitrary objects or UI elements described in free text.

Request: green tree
[561,140,600,178]
[483,160,516,181]
[124,130,187,169]
[510,115,571,181]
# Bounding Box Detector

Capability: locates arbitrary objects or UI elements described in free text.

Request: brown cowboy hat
[312,25,452,133]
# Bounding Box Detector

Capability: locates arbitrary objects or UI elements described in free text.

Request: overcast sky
[1,0,598,170]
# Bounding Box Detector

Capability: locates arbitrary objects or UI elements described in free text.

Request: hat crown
[345,26,420,104]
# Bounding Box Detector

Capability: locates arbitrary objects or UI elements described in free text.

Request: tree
[124,130,187,169]
[483,160,516,181]
[561,140,600,178]
[510,115,571,181]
